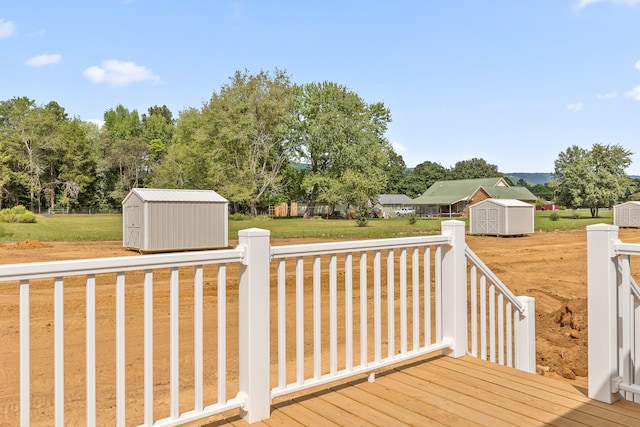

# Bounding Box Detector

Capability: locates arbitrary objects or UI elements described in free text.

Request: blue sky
[2,1,640,174]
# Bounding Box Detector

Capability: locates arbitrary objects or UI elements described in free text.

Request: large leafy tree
[0,97,33,208]
[142,105,174,173]
[293,81,392,217]
[401,160,450,198]
[101,105,147,202]
[150,107,210,189]
[56,119,96,209]
[202,69,297,215]
[0,97,63,212]
[383,151,407,194]
[553,144,635,217]
[450,157,502,180]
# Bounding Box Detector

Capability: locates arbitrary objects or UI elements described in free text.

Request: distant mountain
[506,173,553,186]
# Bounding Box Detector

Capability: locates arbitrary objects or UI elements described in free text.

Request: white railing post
[238,228,272,423]
[441,220,467,357]
[587,224,620,403]
[515,296,536,373]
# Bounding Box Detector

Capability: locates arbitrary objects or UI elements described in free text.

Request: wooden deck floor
[203,354,640,427]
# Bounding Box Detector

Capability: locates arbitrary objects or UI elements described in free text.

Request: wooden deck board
[450,357,640,422]
[339,379,454,426]
[432,357,639,426]
[203,355,640,427]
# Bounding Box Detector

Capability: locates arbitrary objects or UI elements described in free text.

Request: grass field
[0,209,614,242]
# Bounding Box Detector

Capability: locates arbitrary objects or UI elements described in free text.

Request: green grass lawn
[0,214,123,242]
[0,209,615,243]
[534,208,613,231]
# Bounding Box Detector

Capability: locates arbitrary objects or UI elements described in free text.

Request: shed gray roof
[123,188,228,204]
[615,201,640,208]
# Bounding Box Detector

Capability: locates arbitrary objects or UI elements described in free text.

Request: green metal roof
[411,177,536,205]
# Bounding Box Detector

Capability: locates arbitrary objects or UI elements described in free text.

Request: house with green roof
[411,177,537,217]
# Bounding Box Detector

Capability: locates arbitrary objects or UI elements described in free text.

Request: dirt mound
[5,240,54,250]
[536,298,588,381]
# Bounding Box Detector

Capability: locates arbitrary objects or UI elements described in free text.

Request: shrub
[352,204,370,227]
[407,213,418,225]
[0,205,37,223]
[229,213,252,221]
[19,211,37,223]
[571,210,580,220]
[549,211,560,221]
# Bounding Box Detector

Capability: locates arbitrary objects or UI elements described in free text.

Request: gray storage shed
[614,201,640,227]
[469,198,534,236]
[122,188,229,253]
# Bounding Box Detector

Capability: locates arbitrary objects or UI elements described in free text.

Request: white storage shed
[469,198,534,236]
[122,188,229,253]
[614,201,640,227]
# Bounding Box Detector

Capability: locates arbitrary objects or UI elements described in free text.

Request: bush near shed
[0,205,37,223]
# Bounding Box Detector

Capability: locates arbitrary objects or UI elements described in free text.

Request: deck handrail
[0,248,246,281]
[269,226,457,400]
[465,246,525,313]
[588,224,640,405]
[465,246,535,373]
[270,234,451,258]
[1,220,536,426]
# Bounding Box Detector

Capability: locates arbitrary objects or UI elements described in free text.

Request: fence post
[587,224,619,403]
[441,220,467,358]
[238,228,272,422]
[515,296,536,373]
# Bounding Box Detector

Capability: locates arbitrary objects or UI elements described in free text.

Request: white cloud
[597,92,618,99]
[83,59,161,86]
[0,19,16,39]
[566,102,583,112]
[392,141,408,153]
[626,85,640,100]
[86,119,104,128]
[636,60,640,71]
[25,53,62,67]
[574,0,640,9]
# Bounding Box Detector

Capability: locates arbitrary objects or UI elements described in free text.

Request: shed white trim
[469,198,534,236]
[123,188,227,203]
[122,188,229,252]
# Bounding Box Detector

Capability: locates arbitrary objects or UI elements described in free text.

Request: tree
[292,81,392,218]
[102,105,147,202]
[0,97,63,212]
[553,144,635,217]
[203,69,297,215]
[383,151,407,194]
[450,157,501,180]
[55,119,96,210]
[401,161,449,198]
[149,107,210,190]
[515,178,531,189]
[142,105,174,127]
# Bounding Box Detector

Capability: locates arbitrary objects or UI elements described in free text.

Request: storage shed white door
[125,205,141,248]
[619,206,640,227]
[475,206,501,234]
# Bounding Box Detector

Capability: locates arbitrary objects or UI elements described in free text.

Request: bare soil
[2,228,640,425]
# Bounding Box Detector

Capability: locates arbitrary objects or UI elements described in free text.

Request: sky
[2,0,640,174]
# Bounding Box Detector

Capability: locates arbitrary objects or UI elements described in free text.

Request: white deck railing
[0,220,535,426]
[588,224,640,404]
[466,247,536,372]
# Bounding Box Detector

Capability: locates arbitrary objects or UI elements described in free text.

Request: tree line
[1,69,637,217]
